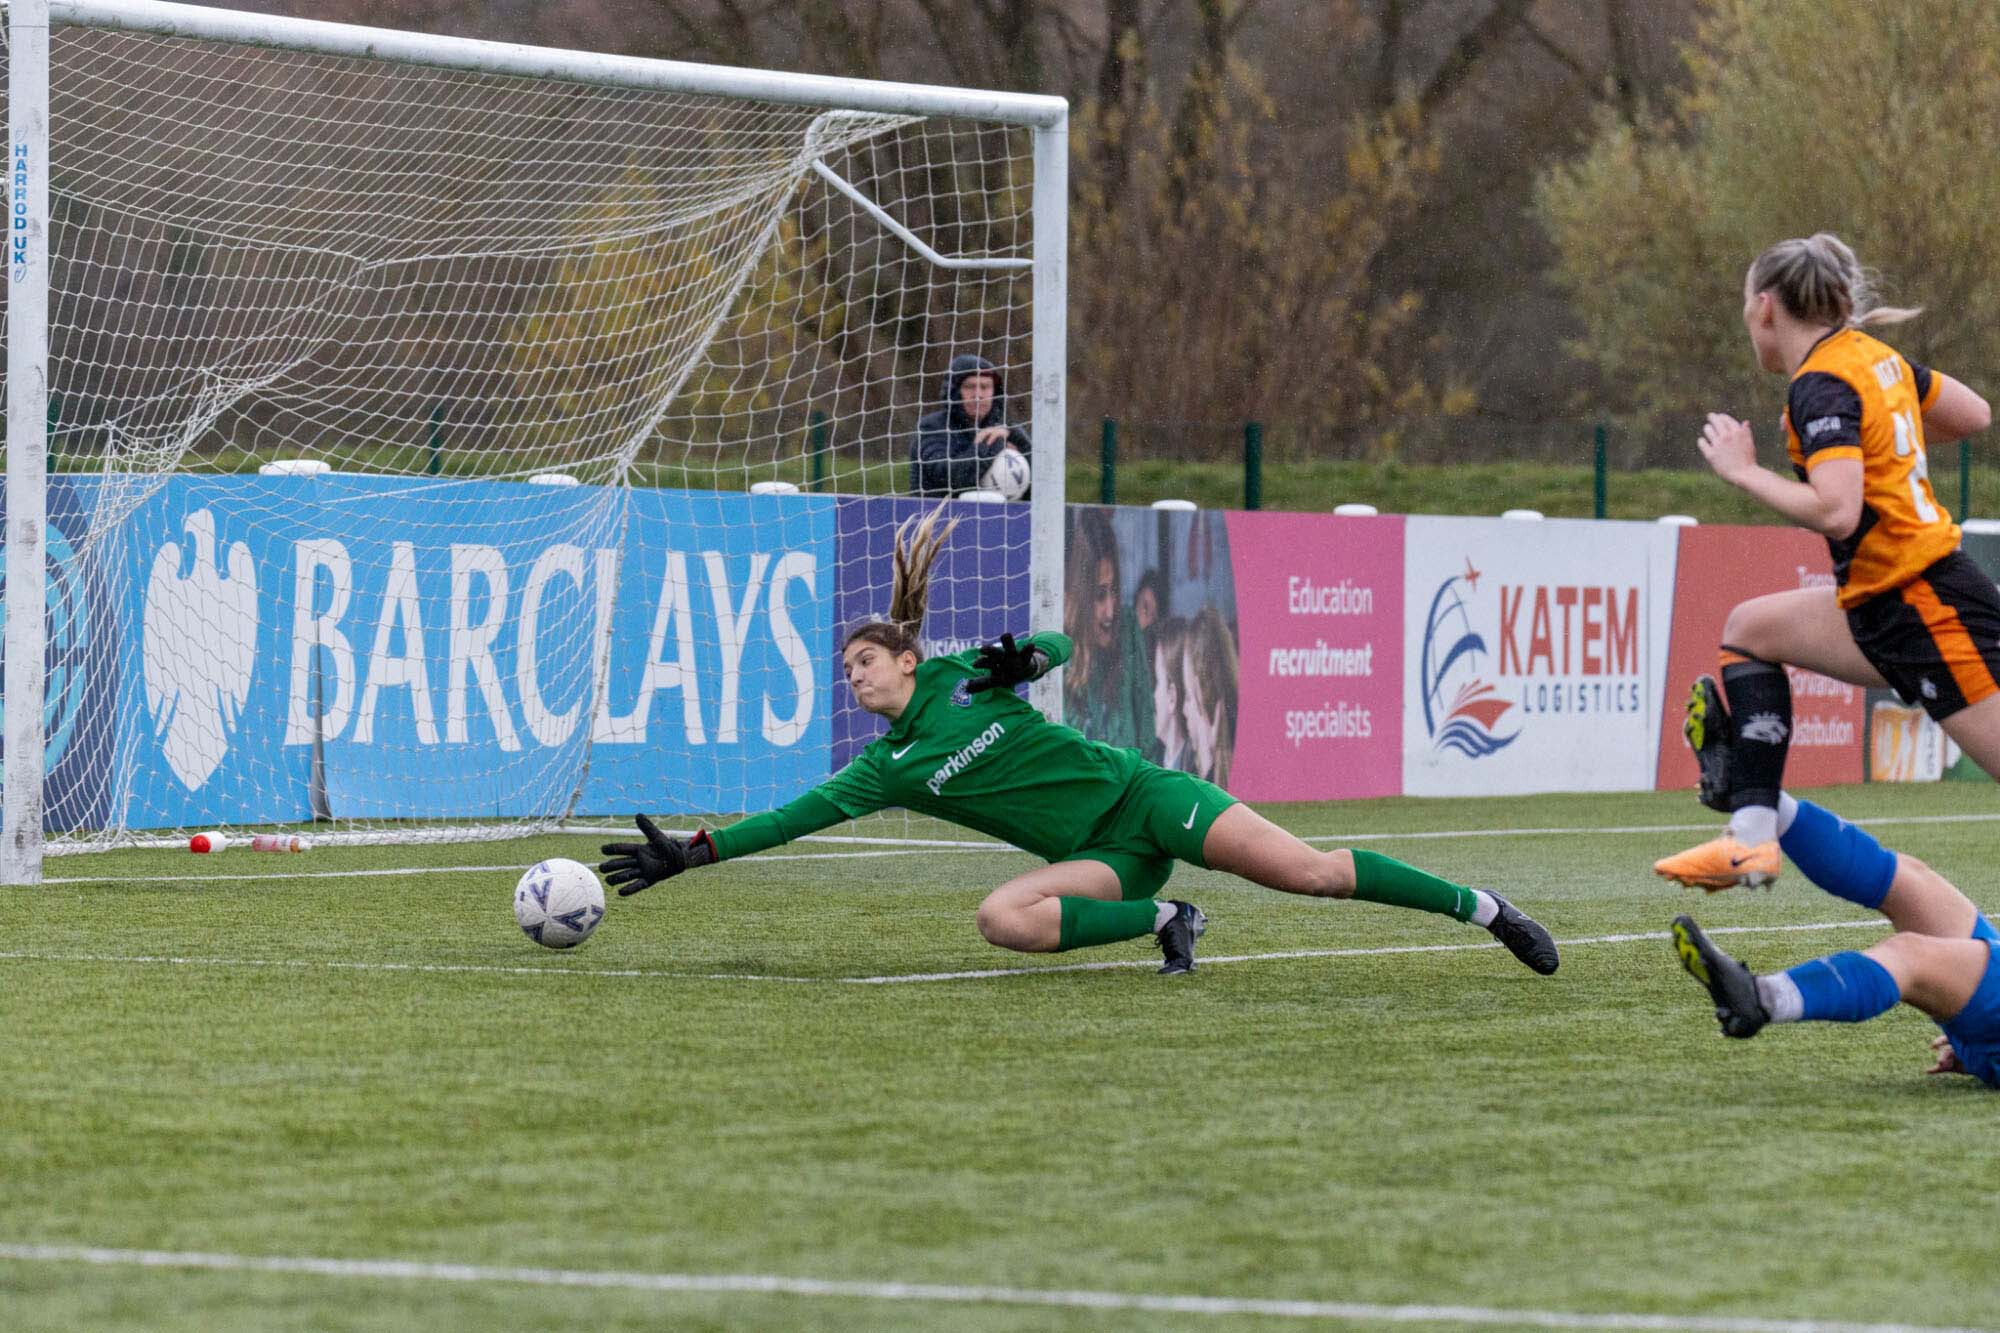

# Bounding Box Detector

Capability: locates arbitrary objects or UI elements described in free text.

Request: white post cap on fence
[749,480,800,496]
[529,472,582,487]
[956,489,1007,503]
[1333,503,1379,517]
[257,459,331,476]
[1500,508,1544,521]
[1151,498,1198,511]
[1656,513,1698,526]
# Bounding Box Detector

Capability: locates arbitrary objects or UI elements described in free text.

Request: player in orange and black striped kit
[1656,234,1998,890]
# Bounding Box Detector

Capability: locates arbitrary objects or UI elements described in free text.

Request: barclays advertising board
[6,475,838,828]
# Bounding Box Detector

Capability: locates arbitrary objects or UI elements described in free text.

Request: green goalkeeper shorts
[1059,764,1238,901]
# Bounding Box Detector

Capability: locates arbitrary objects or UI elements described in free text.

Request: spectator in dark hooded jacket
[910,353,1032,497]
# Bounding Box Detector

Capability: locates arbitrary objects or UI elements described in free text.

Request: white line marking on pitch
[0,919,1884,987]
[39,810,1999,886]
[833,919,1885,983]
[0,1244,1985,1333]
[0,950,824,984]
[1308,811,2000,844]
[43,863,537,886]
[39,848,940,887]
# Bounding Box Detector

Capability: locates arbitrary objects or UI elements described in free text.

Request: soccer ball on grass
[514,857,606,949]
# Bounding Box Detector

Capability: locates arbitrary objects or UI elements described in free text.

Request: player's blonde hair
[841,505,960,661]
[1748,233,1922,330]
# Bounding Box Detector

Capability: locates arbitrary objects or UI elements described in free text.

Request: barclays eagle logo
[1419,559,1519,759]
[143,509,259,790]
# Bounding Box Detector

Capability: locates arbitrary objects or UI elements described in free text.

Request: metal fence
[1088,414,1718,468]
[1088,413,1989,520]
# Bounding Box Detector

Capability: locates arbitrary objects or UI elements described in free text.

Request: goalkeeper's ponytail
[842,504,959,661]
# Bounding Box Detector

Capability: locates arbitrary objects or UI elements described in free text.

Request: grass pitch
[6,783,2000,1331]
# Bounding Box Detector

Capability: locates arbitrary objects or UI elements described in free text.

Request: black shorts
[1846,549,2000,722]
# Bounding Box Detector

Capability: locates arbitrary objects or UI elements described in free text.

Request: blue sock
[1778,799,1896,910]
[1784,951,1901,1023]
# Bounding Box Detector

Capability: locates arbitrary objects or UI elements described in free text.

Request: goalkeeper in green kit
[601,509,1559,977]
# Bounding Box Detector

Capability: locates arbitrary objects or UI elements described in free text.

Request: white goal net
[2,0,1066,875]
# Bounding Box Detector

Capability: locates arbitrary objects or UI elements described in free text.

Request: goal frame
[1,0,1069,883]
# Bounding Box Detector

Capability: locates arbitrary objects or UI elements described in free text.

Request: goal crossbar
[35,0,1069,126]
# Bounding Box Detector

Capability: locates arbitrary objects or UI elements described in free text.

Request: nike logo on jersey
[891,743,916,759]
[1182,804,1199,829]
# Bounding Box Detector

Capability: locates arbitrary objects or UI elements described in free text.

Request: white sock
[1468,889,1499,928]
[1153,901,1177,932]
[1756,972,1804,1023]
[1776,791,1799,837]
[1729,804,1778,846]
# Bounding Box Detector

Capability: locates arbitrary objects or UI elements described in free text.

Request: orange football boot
[1653,833,1780,891]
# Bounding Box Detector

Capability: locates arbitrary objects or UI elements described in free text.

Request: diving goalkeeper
[601,508,1560,977]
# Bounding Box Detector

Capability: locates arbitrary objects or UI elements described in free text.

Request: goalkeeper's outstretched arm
[709,791,850,860]
[600,788,875,896]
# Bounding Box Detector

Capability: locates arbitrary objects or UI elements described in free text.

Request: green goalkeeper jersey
[708,632,1148,863]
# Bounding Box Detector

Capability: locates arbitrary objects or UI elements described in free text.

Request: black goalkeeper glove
[965,632,1047,694]
[598,815,717,896]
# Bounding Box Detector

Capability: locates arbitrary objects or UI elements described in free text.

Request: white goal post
[1,0,1067,882]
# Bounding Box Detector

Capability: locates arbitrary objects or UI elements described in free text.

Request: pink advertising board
[1654,525,1862,792]
[1224,511,1405,800]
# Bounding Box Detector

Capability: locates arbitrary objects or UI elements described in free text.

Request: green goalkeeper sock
[1349,849,1478,922]
[1057,897,1161,951]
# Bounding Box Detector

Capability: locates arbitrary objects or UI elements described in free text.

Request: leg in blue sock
[1777,798,1895,910]
[1781,951,1900,1023]
[1769,934,1992,1029]
[1675,918,1982,1039]
[1781,798,1990,939]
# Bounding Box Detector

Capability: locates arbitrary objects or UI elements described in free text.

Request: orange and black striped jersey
[1782,326,1955,607]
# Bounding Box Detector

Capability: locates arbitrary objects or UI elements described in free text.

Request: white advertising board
[1403,516,1677,796]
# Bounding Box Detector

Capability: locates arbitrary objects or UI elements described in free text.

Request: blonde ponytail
[843,504,961,660]
[889,505,959,633]
[1748,232,1922,329]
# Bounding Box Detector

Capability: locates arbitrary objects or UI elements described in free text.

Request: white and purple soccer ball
[514,857,606,949]
[980,448,1031,500]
